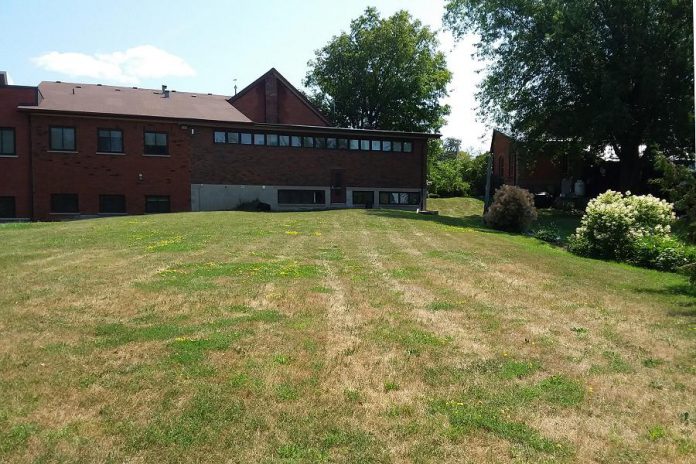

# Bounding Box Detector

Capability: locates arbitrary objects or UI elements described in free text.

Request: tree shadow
[634,284,696,318]
[365,208,495,233]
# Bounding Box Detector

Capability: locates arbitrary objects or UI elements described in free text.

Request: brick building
[0,69,437,221]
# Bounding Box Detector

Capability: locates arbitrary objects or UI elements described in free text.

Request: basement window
[0,196,16,218]
[99,194,126,214]
[352,191,374,206]
[50,127,76,151]
[97,129,123,153]
[145,195,171,214]
[278,189,325,205]
[379,191,420,206]
[50,193,79,213]
[0,128,16,155]
[144,131,168,155]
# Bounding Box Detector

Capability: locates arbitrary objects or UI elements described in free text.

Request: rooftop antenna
[233,78,238,95]
[162,84,170,98]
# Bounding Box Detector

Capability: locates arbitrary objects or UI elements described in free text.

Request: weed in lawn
[384,381,400,393]
[427,300,459,311]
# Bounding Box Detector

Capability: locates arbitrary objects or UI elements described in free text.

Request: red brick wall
[191,126,426,189]
[491,131,515,185]
[0,86,38,218]
[277,82,327,126]
[30,115,191,220]
[230,84,266,123]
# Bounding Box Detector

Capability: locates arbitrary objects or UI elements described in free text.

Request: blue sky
[1,0,489,150]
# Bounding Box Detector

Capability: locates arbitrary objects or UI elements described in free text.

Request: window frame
[352,190,375,206]
[278,189,326,205]
[99,194,127,214]
[379,191,421,206]
[0,196,16,218]
[0,127,16,156]
[145,195,171,214]
[50,193,79,214]
[49,126,77,152]
[97,128,124,154]
[143,131,169,156]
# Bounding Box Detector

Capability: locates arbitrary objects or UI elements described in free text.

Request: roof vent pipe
[162,84,170,98]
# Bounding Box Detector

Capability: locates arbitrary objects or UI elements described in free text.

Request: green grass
[0,197,694,462]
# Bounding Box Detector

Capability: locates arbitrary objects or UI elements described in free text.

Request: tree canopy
[304,7,452,133]
[444,0,694,190]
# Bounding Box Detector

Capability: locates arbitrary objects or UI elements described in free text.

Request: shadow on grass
[365,208,490,232]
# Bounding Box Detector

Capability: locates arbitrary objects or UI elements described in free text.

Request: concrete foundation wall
[191,184,422,211]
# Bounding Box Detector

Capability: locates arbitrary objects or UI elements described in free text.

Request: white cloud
[31,45,196,85]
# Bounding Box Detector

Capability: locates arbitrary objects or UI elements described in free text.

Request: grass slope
[0,197,694,463]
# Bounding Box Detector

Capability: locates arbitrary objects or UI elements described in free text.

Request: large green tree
[305,7,452,133]
[444,0,694,190]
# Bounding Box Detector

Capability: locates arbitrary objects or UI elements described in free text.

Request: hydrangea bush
[568,191,683,269]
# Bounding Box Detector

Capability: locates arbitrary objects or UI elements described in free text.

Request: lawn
[1,197,695,463]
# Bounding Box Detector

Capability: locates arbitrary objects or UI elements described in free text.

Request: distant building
[0,69,438,220]
[489,129,619,199]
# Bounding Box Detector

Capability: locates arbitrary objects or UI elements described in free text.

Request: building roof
[22,81,251,123]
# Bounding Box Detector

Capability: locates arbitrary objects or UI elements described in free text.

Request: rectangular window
[144,131,168,155]
[278,189,325,205]
[99,194,126,214]
[352,191,374,206]
[0,196,16,218]
[240,133,252,145]
[0,128,16,155]
[228,132,239,144]
[349,139,360,150]
[214,131,226,144]
[145,195,171,214]
[392,141,402,152]
[382,141,392,152]
[97,129,123,153]
[403,141,413,153]
[315,137,326,149]
[360,140,370,151]
[267,134,279,146]
[291,135,302,147]
[51,193,79,213]
[338,139,349,150]
[379,191,420,206]
[371,140,381,151]
[254,133,265,145]
[50,127,76,151]
[279,135,290,147]
[303,136,314,148]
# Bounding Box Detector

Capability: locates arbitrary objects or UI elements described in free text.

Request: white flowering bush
[569,190,677,264]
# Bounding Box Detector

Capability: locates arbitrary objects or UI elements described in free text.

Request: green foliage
[305,7,451,132]
[429,157,471,197]
[568,190,692,272]
[444,0,694,190]
[427,139,489,197]
[652,154,696,242]
[484,185,538,232]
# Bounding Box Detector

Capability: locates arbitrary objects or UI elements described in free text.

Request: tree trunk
[617,142,642,192]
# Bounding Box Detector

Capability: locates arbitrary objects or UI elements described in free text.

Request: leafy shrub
[484,185,538,232]
[651,154,696,242]
[429,158,471,197]
[628,235,692,272]
[568,190,676,261]
[532,226,562,244]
